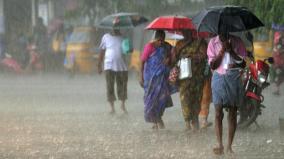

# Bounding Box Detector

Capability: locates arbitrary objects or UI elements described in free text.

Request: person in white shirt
[98,29,128,114]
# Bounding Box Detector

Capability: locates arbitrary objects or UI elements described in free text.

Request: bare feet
[121,101,128,114]
[226,147,234,154]
[158,120,165,129]
[213,146,224,155]
[109,101,115,115]
[185,121,191,130]
[191,122,199,132]
[152,124,158,130]
[151,120,165,130]
[200,122,213,129]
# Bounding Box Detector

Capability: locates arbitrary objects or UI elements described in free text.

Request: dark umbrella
[97,12,148,29]
[192,5,264,34]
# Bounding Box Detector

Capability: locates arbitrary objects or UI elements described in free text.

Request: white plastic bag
[178,57,192,80]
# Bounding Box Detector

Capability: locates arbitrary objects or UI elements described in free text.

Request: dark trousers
[105,70,128,102]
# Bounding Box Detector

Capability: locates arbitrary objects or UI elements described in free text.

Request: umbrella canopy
[146,16,195,30]
[146,16,209,38]
[97,12,148,29]
[192,5,264,34]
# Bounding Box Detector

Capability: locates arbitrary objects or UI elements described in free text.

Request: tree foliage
[64,0,207,25]
[65,0,284,27]
[224,0,284,27]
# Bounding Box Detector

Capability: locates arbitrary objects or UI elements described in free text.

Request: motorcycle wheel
[237,98,260,129]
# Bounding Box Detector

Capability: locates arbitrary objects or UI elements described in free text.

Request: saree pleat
[143,47,176,123]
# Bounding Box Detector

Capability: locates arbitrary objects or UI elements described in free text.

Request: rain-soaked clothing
[105,70,128,102]
[174,39,207,123]
[207,35,246,107]
[199,77,212,118]
[99,33,128,71]
[211,69,244,107]
[199,58,212,119]
[207,35,246,74]
[142,43,175,123]
[99,32,128,103]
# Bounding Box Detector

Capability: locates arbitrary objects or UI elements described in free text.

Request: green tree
[64,0,227,26]
[224,0,284,26]
[64,0,191,25]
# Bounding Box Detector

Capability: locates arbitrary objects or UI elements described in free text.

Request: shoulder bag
[168,41,191,83]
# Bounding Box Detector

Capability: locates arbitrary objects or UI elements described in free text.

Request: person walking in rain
[33,17,48,70]
[207,32,246,155]
[199,66,212,129]
[198,33,218,129]
[140,30,176,129]
[172,29,207,131]
[98,29,128,114]
[272,31,284,95]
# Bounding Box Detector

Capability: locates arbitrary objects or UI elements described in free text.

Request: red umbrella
[146,16,195,30]
[146,16,210,38]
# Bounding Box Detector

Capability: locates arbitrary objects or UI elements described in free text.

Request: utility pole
[31,0,38,28]
[0,0,4,34]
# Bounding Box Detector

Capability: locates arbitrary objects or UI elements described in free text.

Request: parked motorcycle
[0,53,23,74]
[238,56,274,129]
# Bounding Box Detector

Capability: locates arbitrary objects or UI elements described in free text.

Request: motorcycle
[238,55,274,129]
[0,53,23,74]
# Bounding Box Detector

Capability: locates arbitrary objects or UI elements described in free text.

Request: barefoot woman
[140,30,176,129]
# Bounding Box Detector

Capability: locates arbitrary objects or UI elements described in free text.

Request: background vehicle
[0,53,22,74]
[238,57,274,129]
[64,26,102,74]
[253,29,273,61]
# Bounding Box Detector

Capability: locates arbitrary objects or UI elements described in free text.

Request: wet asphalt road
[0,72,283,159]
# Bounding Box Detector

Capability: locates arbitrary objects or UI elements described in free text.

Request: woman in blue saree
[140,30,176,129]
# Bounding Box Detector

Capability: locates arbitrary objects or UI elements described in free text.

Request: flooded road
[0,73,283,159]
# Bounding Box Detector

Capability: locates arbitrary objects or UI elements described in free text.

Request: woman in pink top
[207,32,246,155]
[140,30,176,129]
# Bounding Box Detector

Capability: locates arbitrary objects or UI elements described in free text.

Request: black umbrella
[97,12,148,29]
[192,5,264,34]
